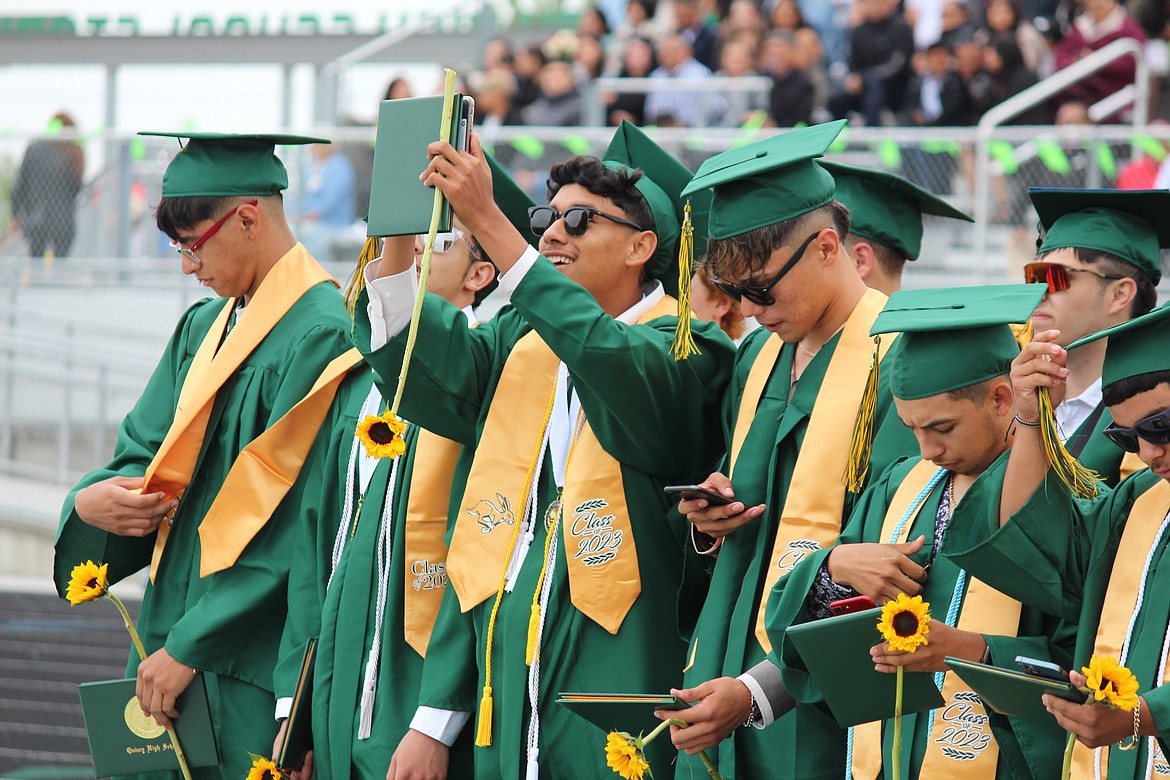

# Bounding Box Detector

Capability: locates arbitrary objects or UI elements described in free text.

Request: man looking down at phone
[666,120,918,780]
[1017,188,1165,486]
[765,284,1072,780]
[356,121,735,779]
[52,133,355,777]
[269,156,531,780]
[941,214,1170,779]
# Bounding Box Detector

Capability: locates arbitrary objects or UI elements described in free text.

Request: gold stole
[852,460,1023,779]
[1071,480,1170,780]
[402,430,464,657]
[143,245,342,579]
[447,295,677,633]
[752,288,892,652]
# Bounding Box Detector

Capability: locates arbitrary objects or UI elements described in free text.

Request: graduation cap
[871,284,1046,400]
[819,161,973,262]
[1031,188,1170,284]
[139,132,329,198]
[602,120,711,358]
[1068,301,1170,390]
[681,119,845,241]
[486,149,537,245]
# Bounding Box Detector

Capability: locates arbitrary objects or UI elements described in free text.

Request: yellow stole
[446,295,677,633]
[751,288,892,652]
[1071,479,1170,780]
[852,460,1023,780]
[402,429,464,657]
[144,245,353,579]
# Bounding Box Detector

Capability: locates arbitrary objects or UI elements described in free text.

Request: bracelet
[1013,414,1041,428]
[1119,701,1141,751]
[740,694,758,729]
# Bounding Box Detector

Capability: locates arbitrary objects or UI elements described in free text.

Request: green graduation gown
[274,366,476,780]
[356,258,736,779]
[945,455,1170,779]
[1067,403,1125,488]
[53,283,352,780]
[765,457,1072,780]
[677,327,918,780]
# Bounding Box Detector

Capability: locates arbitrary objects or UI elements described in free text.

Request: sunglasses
[1103,408,1170,453]
[172,199,258,265]
[528,205,645,238]
[1023,261,1126,293]
[710,231,821,307]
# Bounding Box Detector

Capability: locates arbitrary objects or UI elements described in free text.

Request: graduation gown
[356,258,736,779]
[274,366,476,780]
[945,455,1170,779]
[677,327,918,780]
[765,457,1072,780]
[53,282,353,779]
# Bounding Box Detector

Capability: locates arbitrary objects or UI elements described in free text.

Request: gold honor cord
[391,68,459,418]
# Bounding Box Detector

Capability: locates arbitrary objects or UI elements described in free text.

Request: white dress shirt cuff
[364,258,419,350]
[274,697,292,721]
[409,706,471,747]
[494,245,542,297]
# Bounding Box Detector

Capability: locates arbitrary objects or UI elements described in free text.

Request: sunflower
[355,410,407,459]
[877,593,931,653]
[66,560,109,605]
[605,731,651,780]
[1082,655,1140,712]
[245,754,283,780]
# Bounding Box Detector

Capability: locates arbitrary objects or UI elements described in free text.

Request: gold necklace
[798,339,818,358]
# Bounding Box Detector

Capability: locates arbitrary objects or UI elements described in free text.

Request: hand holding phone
[829,595,878,616]
[664,484,734,506]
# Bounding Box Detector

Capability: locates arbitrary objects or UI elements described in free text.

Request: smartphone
[663,484,734,506]
[456,96,475,152]
[1015,656,1069,682]
[829,595,878,616]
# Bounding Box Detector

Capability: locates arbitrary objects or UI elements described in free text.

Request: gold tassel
[525,601,542,666]
[670,200,700,361]
[1011,319,1034,350]
[474,685,493,747]
[1037,386,1101,499]
[844,336,882,493]
[344,236,382,319]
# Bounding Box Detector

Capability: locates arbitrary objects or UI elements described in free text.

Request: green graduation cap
[139,131,329,198]
[486,149,537,241]
[1031,188,1170,284]
[601,120,710,290]
[1068,302,1170,389]
[819,161,973,261]
[872,284,1047,400]
[682,119,845,241]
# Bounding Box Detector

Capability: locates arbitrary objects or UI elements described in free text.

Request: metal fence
[2,120,1169,512]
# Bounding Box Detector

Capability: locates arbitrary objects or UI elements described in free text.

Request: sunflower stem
[893,665,903,780]
[643,717,686,746]
[1061,730,1075,780]
[106,591,194,780]
[698,749,724,780]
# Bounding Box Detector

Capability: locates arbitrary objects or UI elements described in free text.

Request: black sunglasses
[528,205,645,237]
[711,231,822,307]
[1103,407,1170,453]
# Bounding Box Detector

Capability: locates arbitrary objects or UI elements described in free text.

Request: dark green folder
[367,94,464,237]
[557,693,690,732]
[78,674,218,777]
[277,637,318,771]
[785,607,944,727]
[944,657,1087,720]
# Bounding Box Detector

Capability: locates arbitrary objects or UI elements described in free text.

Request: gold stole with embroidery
[1071,480,1170,779]
[852,460,1022,779]
[446,295,677,633]
[748,288,892,652]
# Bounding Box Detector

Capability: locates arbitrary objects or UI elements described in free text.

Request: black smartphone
[1015,656,1069,682]
[456,96,475,152]
[663,484,734,506]
[829,595,878,616]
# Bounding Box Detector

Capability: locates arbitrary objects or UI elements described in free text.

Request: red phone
[829,595,878,616]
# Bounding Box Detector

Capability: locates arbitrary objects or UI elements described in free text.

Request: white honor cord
[507,416,552,593]
[330,382,384,586]
[525,526,560,780]
[1096,508,1170,780]
[357,451,404,740]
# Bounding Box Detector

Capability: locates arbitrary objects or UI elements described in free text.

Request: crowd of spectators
[438,0,1168,129]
